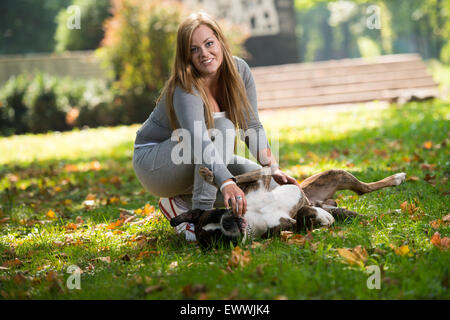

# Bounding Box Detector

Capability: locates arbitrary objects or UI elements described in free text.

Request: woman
[133,12,299,240]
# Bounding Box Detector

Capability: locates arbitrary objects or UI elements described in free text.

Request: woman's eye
[191,47,198,53]
[206,41,213,47]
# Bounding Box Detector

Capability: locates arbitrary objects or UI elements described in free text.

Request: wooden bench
[251,54,439,110]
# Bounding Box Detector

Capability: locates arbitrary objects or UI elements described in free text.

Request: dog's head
[170,208,246,249]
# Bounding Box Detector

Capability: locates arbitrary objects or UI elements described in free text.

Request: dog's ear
[170,209,204,227]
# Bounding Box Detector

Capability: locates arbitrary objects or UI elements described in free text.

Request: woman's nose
[199,46,209,57]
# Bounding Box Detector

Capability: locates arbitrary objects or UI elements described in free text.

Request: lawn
[0,99,449,300]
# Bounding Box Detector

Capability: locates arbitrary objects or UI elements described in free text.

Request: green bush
[0,74,32,135]
[54,0,111,52]
[23,74,72,133]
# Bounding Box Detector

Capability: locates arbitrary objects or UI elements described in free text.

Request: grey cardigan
[134,56,270,186]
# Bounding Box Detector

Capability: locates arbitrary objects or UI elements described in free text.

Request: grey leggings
[133,117,277,210]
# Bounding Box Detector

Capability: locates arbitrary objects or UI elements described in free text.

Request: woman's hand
[272,168,300,187]
[221,181,247,216]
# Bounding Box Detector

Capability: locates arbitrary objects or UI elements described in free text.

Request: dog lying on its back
[170,166,406,249]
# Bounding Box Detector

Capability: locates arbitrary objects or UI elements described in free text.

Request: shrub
[23,74,71,133]
[75,79,116,128]
[0,73,115,135]
[54,0,112,52]
[0,74,33,135]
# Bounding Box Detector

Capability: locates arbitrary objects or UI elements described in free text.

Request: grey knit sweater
[134,56,270,186]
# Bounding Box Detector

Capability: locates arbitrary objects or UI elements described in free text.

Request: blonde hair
[159,11,253,130]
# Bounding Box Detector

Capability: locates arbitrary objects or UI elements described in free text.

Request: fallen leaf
[136,251,160,259]
[431,232,441,247]
[306,151,320,161]
[443,214,450,223]
[143,203,155,215]
[2,258,22,268]
[420,163,436,171]
[402,156,411,163]
[144,285,163,294]
[430,219,442,229]
[65,223,78,231]
[108,196,120,204]
[374,149,388,158]
[0,217,10,224]
[97,256,111,263]
[90,161,102,171]
[227,246,251,269]
[329,149,340,159]
[431,232,450,250]
[182,284,208,298]
[46,210,57,219]
[423,141,433,149]
[390,244,410,256]
[406,176,420,182]
[14,273,28,285]
[106,219,123,230]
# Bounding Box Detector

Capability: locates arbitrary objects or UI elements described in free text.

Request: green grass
[0,99,449,299]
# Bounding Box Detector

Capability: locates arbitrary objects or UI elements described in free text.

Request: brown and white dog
[170,167,406,249]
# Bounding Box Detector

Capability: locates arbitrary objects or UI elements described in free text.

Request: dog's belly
[245,185,301,238]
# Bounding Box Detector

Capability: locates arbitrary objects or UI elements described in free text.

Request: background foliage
[294,0,450,62]
[54,0,111,52]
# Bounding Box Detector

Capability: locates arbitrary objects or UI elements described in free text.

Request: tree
[0,0,71,54]
[54,0,112,52]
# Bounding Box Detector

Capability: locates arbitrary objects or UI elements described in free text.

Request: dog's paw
[313,207,335,227]
[393,172,406,185]
[199,166,215,185]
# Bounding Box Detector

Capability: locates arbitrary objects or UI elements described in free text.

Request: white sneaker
[159,197,196,242]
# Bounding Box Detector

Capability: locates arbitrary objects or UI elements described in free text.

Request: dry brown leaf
[431,232,441,247]
[430,219,442,229]
[337,246,368,267]
[406,176,420,182]
[227,246,251,269]
[14,273,28,285]
[423,141,433,149]
[389,244,410,256]
[443,214,450,223]
[46,210,57,220]
[144,285,163,294]
[337,248,362,266]
[0,217,10,224]
[182,284,208,298]
[374,149,388,158]
[420,163,436,171]
[2,258,22,268]
[280,231,293,242]
[136,250,160,259]
[431,232,450,250]
[106,219,123,230]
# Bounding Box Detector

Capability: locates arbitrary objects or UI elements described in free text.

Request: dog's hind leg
[300,170,406,202]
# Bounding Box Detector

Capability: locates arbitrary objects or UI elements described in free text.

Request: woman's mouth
[201,58,213,65]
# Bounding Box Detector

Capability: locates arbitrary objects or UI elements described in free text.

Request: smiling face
[190,24,223,79]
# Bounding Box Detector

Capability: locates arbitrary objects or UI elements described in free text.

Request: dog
[170,166,406,249]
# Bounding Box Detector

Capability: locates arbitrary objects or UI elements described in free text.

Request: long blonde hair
[160,12,253,130]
